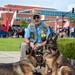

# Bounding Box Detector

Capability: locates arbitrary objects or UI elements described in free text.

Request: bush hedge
[57,38,75,60]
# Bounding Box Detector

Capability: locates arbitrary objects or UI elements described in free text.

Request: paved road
[0,51,20,63]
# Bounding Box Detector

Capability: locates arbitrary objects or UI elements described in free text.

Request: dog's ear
[54,34,58,41]
[46,33,53,44]
[47,33,53,40]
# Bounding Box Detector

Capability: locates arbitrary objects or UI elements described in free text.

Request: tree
[20,19,28,28]
[70,17,75,26]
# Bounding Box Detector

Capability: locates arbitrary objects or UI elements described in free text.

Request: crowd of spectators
[0,25,26,38]
[56,27,75,38]
[0,25,75,38]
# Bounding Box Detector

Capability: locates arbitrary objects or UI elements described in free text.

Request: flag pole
[55,16,58,33]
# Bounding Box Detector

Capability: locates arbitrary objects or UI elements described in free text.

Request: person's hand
[30,42,35,49]
[30,42,37,50]
[35,43,42,49]
[32,46,37,51]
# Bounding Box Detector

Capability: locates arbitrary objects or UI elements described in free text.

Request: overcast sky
[0,0,75,11]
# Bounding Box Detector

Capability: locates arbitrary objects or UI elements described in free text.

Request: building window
[16,17,20,21]
[10,5,14,8]
[22,17,32,22]
[20,10,30,14]
[40,9,75,18]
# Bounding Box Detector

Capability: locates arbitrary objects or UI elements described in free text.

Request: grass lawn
[0,38,24,51]
[0,37,75,52]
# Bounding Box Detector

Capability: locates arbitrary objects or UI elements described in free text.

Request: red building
[0,4,68,28]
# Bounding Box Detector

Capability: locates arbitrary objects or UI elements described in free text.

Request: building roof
[4,4,56,10]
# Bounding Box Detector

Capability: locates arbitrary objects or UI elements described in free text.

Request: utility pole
[62,13,64,29]
[56,16,58,33]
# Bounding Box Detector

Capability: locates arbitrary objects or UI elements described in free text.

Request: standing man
[20,9,54,60]
[70,20,75,37]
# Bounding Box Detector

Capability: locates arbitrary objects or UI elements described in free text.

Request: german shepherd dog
[0,54,38,75]
[43,34,75,75]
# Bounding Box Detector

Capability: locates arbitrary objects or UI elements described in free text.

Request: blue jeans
[70,32,74,37]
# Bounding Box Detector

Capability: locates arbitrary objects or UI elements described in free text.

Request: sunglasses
[33,15,40,19]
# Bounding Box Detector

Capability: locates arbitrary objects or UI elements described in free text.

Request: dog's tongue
[51,49,57,55]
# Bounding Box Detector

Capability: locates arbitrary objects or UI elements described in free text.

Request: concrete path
[0,51,20,63]
[0,51,75,68]
[0,51,75,73]
[0,51,46,73]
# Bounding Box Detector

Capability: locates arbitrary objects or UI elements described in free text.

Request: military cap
[32,9,40,16]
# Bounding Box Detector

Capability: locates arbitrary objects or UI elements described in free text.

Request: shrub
[57,38,75,60]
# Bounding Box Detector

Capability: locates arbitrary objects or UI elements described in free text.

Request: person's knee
[21,42,27,47]
[20,42,29,51]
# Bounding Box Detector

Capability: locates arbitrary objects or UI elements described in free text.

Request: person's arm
[40,41,47,46]
[24,38,35,49]
[24,24,35,49]
[24,38,30,44]
[35,41,47,48]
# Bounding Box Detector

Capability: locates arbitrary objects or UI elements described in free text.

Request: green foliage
[20,19,28,28]
[57,38,75,60]
[70,17,75,26]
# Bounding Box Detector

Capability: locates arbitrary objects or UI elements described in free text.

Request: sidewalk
[0,51,75,68]
[0,51,20,63]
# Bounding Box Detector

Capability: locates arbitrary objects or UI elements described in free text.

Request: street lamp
[72,8,74,13]
[62,8,75,29]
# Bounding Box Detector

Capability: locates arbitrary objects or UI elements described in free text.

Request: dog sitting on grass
[43,34,75,75]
